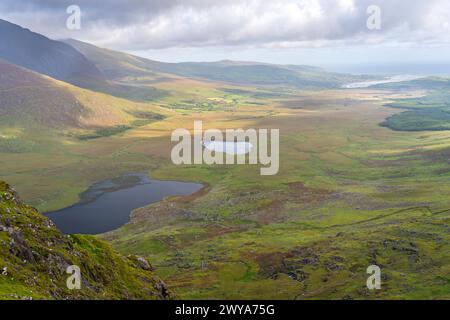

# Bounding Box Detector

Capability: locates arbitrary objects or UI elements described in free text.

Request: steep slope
[0,59,86,128]
[0,20,167,102]
[0,181,173,300]
[65,39,358,88]
[0,59,168,130]
[0,19,103,86]
[64,39,160,79]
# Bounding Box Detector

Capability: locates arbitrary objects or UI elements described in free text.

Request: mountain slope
[64,39,160,79]
[0,20,167,102]
[0,181,173,300]
[0,19,104,86]
[0,59,168,130]
[0,59,87,128]
[65,39,357,88]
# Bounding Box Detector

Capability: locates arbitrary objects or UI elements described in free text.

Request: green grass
[381,108,450,131]
[127,110,166,121]
[1,84,450,299]
[381,90,450,131]
[0,182,173,300]
[77,111,166,140]
[101,89,450,299]
[77,125,133,140]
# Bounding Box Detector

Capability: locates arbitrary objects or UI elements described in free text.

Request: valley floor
[1,86,449,299]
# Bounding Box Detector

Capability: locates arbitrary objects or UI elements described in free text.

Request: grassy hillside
[0,59,169,131]
[375,77,450,91]
[0,60,86,128]
[93,89,448,300]
[63,39,162,80]
[2,81,449,299]
[0,19,103,86]
[0,181,173,300]
[1,30,449,299]
[65,39,361,89]
[0,20,167,102]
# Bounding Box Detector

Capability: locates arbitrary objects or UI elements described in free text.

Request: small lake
[46,173,203,235]
[203,141,253,155]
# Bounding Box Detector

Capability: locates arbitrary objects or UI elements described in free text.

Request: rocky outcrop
[0,181,173,300]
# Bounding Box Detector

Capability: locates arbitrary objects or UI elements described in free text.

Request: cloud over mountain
[1,0,449,51]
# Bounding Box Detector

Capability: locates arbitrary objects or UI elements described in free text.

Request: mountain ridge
[64,38,357,88]
[0,19,167,102]
[0,19,104,86]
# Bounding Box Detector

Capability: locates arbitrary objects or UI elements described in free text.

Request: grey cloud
[0,0,448,50]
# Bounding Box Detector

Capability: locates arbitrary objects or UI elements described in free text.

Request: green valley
[0,18,449,301]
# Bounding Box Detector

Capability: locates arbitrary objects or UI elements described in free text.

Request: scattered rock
[136,257,154,271]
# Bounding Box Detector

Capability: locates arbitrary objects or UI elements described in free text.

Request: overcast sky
[1,0,450,74]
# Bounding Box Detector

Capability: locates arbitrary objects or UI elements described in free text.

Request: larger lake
[46,173,202,235]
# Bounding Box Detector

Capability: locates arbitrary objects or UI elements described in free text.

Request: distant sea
[342,75,425,89]
[327,62,450,77]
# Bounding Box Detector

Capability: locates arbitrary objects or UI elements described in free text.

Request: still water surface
[46,173,202,235]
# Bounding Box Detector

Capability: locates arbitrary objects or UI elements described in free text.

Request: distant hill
[373,77,450,90]
[63,39,160,79]
[65,39,358,88]
[0,18,360,93]
[0,180,172,300]
[0,20,167,102]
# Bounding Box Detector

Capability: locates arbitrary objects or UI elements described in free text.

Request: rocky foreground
[0,181,173,300]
